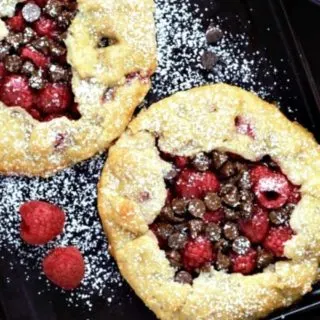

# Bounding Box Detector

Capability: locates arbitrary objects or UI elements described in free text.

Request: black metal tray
[1,0,320,319]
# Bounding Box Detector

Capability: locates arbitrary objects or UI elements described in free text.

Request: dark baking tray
[1,0,320,319]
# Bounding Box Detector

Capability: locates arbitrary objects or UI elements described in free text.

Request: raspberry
[174,156,189,169]
[28,108,42,121]
[37,83,72,114]
[253,172,290,209]
[6,11,25,32]
[203,209,225,224]
[0,63,6,80]
[182,236,215,270]
[231,249,257,275]
[34,0,48,7]
[239,207,269,243]
[20,200,65,245]
[21,46,49,68]
[235,116,255,138]
[287,185,301,204]
[250,165,271,185]
[175,169,220,198]
[43,247,85,290]
[33,17,57,37]
[263,226,293,257]
[0,75,33,109]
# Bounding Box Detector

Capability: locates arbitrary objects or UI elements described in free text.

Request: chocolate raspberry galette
[0,0,156,176]
[98,84,320,320]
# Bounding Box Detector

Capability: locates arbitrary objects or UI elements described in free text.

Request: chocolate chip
[199,262,212,273]
[44,0,63,18]
[165,166,178,181]
[174,222,189,233]
[220,184,240,208]
[98,37,110,48]
[239,189,254,202]
[239,201,254,219]
[57,11,75,29]
[223,222,239,241]
[6,32,24,50]
[172,198,188,215]
[29,69,46,90]
[166,250,182,268]
[4,55,22,73]
[32,37,51,55]
[0,42,10,60]
[21,61,36,76]
[216,252,231,271]
[232,236,251,255]
[50,41,67,57]
[220,161,237,178]
[192,153,211,171]
[214,238,230,253]
[201,51,218,70]
[224,207,240,221]
[204,192,221,211]
[22,3,41,22]
[153,223,174,241]
[257,248,274,269]
[188,199,206,218]
[49,64,69,82]
[238,170,251,190]
[168,232,188,250]
[159,205,184,223]
[205,223,221,242]
[212,151,228,169]
[189,219,204,239]
[22,27,36,44]
[269,208,289,226]
[175,271,193,284]
[206,24,223,44]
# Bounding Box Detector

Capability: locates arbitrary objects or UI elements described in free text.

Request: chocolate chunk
[32,37,51,55]
[220,161,237,178]
[269,208,289,226]
[232,236,251,255]
[168,232,188,250]
[22,3,41,22]
[6,32,24,50]
[257,249,274,269]
[50,41,67,57]
[98,37,110,48]
[192,153,211,171]
[49,64,69,82]
[204,192,221,211]
[160,205,184,223]
[22,27,36,44]
[175,271,193,284]
[199,262,212,273]
[188,199,206,218]
[174,222,189,233]
[4,55,22,73]
[189,219,204,239]
[21,61,36,76]
[206,24,223,44]
[212,150,228,169]
[216,252,231,271]
[172,198,188,215]
[153,223,174,241]
[223,222,239,241]
[214,238,230,253]
[44,0,63,18]
[57,11,75,29]
[238,170,251,190]
[166,250,182,268]
[201,51,218,70]
[205,223,221,242]
[224,207,240,221]
[29,69,46,89]
[220,184,240,208]
[0,42,10,60]
[239,201,254,219]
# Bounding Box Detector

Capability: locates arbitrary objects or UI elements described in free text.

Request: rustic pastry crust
[98,84,320,320]
[0,0,157,176]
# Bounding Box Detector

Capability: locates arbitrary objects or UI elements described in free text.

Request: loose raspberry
[174,156,189,169]
[287,184,301,204]
[33,17,57,37]
[37,83,72,114]
[0,75,33,109]
[239,207,269,243]
[254,172,290,209]
[203,209,225,224]
[250,165,271,185]
[263,226,293,257]
[182,236,215,270]
[43,247,85,290]
[231,248,257,275]
[21,46,49,68]
[20,200,65,245]
[175,169,220,198]
[6,11,25,32]
[235,116,255,138]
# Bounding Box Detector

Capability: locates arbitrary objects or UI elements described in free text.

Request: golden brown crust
[0,0,157,177]
[98,84,320,320]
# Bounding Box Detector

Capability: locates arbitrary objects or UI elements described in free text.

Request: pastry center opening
[150,150,301,284]
[0,0,80,122]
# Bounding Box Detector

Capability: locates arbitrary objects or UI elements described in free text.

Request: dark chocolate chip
[201,51,218,70]
[189,219,204,239]
[21,61,36,76]
[6,32,24,50]
[165,166,178,181]
[4,55,22,73]
[220,184,240,208]
[44,0,63,18]
[175,271,193,284]
[168,232,188,250]
[50,41,67,57]
[269,208,289,226]
[232,236,251,255]
[153,223,174,241]
[216,252,231,271]
[257,249,274,269]
[199,262,212,273]
[224,207,240,221]
[22,27,36,44]
[192,153,211,171]
[22,2,41,23]
[159,205,184,223]
[0,42,10,60]
[239,201,254,219]
[174,222,189,234]
[166,250,182,268]
[206,24,223,44]
[57,11,75,29]
[172,198,188,215]
[223,222,239,241]
[239,189,254,202]
[214,238,230,253]
[188,199,206,218]
[220,161,237,178]
[205,223,221,242]
[212,150,228,169]
[49,64,69,82]
[32,37,51,55]
[238,170,252,190]
[29,69,46,90]
[204,192,221,211]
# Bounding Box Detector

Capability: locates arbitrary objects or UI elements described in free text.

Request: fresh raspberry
[0,63,6,80]
[20,200,65,245]
[21,46,49,68]
[182,236,215,270]
[0,75,33,109]
[253,172,290,209]
[263,226,293,257]
[239,207,269,243]
[287,184,301,204]
[235,116,255,138]
[175,169,220,198]
[37,83,72,114]
[174,156,189,169]
[203,209,225,224]
[250,165,271,185]
[231,249,257,275]
[28,108,42,121]
[6,11,25,32]
[33,17,57,37]
[43,247,85,290]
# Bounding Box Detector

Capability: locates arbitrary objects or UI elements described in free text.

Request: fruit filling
[150,151,301,284]
[0,0,79,121]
